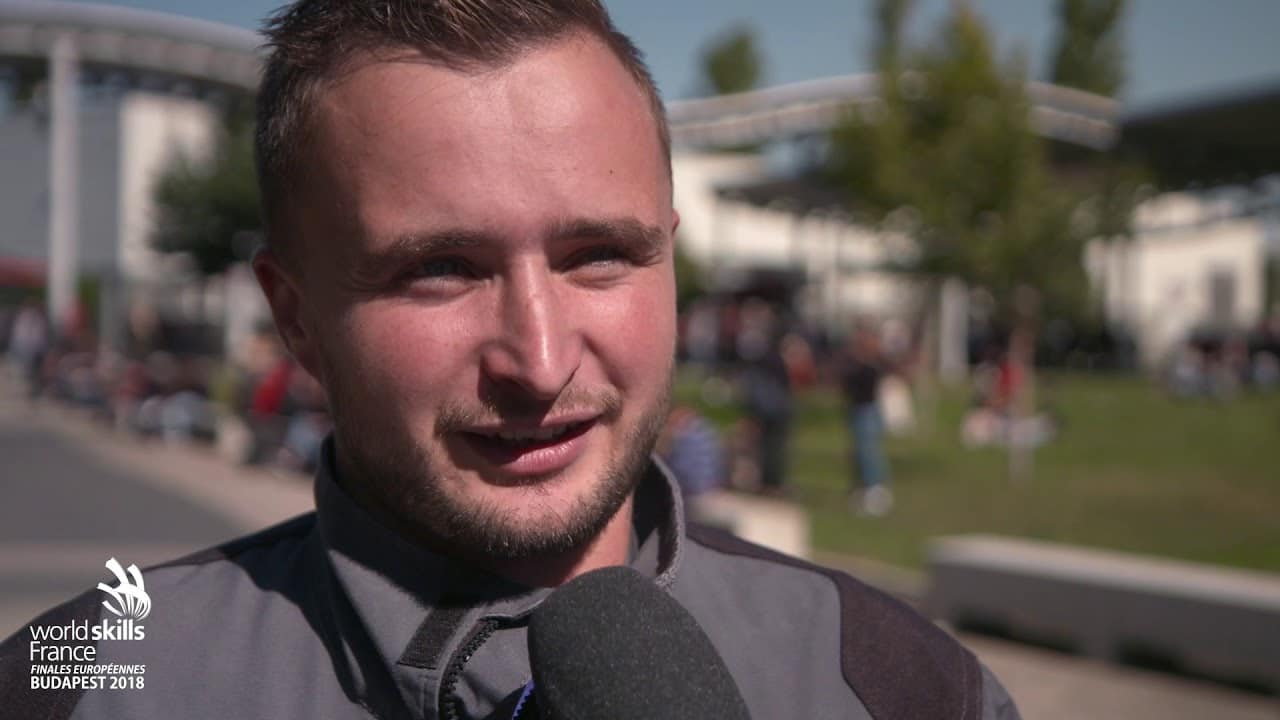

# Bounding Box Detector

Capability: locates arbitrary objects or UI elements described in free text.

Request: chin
[460,454,621,520]
[425,454,638,561]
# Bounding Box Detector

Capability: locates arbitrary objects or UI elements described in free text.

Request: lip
[455,417,597,480]
[463,411,601,436]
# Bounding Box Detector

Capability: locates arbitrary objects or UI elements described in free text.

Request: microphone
[524,566,751,720]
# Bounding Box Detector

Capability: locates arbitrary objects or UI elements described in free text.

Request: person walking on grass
[842,322,893,516]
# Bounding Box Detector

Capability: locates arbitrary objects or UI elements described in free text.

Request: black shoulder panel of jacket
[0,587,104,720]
[686,523,984,720]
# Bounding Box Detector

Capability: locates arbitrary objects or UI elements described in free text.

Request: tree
[700,24,762,96]
[1050,0,1125,98]
[873,0,912,72]
[673,236,707,312]
[683,25,765,306]
[151,108,262,276]
[1048,0,1146,338]
[829,1,1107,479]
[831,3,1081,322]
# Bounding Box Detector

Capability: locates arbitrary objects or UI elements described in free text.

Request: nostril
[478,334,581,401]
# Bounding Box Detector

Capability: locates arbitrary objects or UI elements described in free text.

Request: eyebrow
[546,217,667,257]
[353,216,666,284]
[351,229,486,285]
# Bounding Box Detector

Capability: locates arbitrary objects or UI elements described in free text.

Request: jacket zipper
[438,618,500,720]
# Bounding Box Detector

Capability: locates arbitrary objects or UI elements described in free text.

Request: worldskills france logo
[97,558,151,621]
[26,559,150,691]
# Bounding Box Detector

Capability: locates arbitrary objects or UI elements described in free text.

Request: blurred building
[0,0,263,353]
[674,159,921,334]
[1090,85,1280,366]
[668,77,1120,341]
[1087,191,1272,367]
[0,90,217,292]
[668,76,1280,366]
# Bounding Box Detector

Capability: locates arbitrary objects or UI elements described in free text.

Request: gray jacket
[2,451,1019,719]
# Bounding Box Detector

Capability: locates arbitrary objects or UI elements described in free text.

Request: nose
[479,261,582,401]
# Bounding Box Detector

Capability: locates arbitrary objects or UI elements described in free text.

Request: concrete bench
[688,490,811,560]
[926,535,1280,692]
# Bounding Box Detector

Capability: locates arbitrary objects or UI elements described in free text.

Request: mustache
[436,385,623,432]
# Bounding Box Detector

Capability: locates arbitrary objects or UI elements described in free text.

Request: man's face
[265,34,677,559]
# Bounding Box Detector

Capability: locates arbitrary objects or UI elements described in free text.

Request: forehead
[294,34,668,255]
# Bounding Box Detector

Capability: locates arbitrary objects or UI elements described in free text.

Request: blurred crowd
[662,294,1280,518]
[667,294,920,516]
[2,298,330,474]
[1164,316,1280,399]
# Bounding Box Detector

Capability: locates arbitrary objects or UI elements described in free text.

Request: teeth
[493,425,572,443]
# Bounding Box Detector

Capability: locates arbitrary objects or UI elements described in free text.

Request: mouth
[456,418,597,478]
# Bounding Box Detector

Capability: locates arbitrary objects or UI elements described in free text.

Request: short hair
[255,0,671,248]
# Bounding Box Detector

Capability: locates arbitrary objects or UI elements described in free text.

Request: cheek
[585,274,677,389]
[325,301,477,405]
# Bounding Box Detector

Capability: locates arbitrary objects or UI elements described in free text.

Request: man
[841,323,893,516]
[1,1,1019,718]
[737,302,794,494]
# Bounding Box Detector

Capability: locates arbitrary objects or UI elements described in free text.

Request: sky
[92,0,1280,113]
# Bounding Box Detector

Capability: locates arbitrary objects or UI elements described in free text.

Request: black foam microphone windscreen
[526,566,752,720]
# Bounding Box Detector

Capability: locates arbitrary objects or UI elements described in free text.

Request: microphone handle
[479,680,539,720]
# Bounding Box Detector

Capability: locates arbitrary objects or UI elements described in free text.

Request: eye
[401,256,479,298]
[414,257,472,279]
[569,245,629,268]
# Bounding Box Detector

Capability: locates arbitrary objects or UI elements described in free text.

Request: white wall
[116,92,217,282]
[672,150,922,332]
[0,90,217,284]
[675,153,1273,363]
[713,200,801,268]
[671,151,766,266]
[0,100,121,273]
[1087,192,1267,366]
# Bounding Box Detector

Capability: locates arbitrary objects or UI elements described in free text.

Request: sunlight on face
[292,34,677,558]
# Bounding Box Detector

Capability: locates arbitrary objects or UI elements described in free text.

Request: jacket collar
[311,438,686,712]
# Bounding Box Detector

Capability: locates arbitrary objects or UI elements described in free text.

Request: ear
[252,247,323,383]
[671,209,681,235]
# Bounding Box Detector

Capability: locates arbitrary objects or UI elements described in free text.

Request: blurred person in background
[656,403,726,519]
[275,367,331,473]
[683,296,720,370]
[6,298,48,397]
[1251,309,1280,390]
[841,322,893,516]
[737,300,794,495]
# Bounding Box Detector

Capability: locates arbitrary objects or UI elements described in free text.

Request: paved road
[0,411,239,635]
[0,395,313,638]
[2,392,1277,718]
[0,419,238,545]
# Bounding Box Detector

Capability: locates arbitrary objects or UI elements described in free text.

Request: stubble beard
[330,371,673,562]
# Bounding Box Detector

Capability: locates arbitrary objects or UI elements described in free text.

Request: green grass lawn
[677,371,1280,572]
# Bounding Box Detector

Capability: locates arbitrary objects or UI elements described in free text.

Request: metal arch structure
[1,1,1119,147]
[0,0,263,330]
[0,0,262,90]
[666,73,1120,152]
